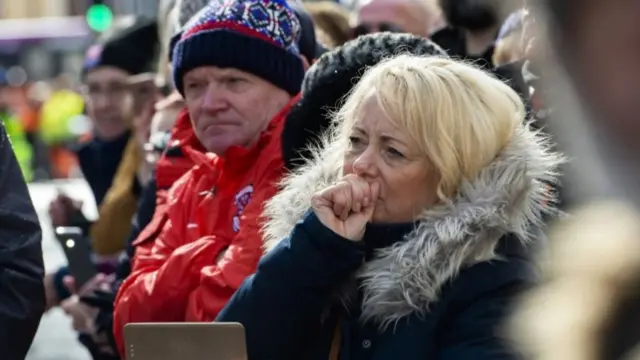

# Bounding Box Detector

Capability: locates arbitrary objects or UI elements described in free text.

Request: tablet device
[123,322,247,360]
[54,226,97,288]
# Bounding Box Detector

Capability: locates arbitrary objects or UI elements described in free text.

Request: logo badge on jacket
[233,185,254,232]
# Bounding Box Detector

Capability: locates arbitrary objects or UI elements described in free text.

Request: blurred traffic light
[86,2,113,32]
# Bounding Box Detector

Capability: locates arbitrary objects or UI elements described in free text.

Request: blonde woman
[217,54,562,360]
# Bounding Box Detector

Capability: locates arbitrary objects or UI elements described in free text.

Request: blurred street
[25,180,97,360]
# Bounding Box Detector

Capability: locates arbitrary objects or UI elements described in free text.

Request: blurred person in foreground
[44,17,159,312]
[352,0,443,39]
[113,0,306,355]
[217,54,562,359]
[0,122,45,359]
[507,1,640,359]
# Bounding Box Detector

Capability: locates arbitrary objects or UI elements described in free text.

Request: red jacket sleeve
[184,159,283,321]
[112,170,228,355]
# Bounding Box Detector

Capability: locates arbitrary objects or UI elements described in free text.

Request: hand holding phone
[55,226,98,290]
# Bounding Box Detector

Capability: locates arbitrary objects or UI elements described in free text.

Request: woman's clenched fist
[311,174,380,241]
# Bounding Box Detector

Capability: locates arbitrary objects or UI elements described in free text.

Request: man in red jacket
[113,0,305,354]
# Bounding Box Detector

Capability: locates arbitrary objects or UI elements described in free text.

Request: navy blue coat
[216,212,535,360]
[0,122,45,359]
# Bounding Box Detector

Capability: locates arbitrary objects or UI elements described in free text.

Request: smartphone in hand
[54,226,97,289]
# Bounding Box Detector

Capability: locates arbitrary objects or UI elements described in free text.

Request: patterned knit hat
[172,0,305,96]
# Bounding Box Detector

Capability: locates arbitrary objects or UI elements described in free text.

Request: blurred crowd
[1,0,640,359]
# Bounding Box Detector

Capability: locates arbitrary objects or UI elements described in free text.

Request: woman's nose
[352,149,378,178]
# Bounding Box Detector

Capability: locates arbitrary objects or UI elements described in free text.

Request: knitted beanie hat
[170,0,326,62]
[172,0,305,96]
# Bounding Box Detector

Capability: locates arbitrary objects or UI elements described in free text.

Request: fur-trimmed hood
[263,123,562,328]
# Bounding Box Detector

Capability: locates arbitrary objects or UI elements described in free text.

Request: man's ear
[300,55,311,71]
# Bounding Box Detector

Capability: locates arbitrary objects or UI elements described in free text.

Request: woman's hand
[311,175,380,241]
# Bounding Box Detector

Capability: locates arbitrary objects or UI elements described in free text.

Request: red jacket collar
[170,108,204,152]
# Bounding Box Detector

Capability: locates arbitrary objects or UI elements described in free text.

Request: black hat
[282,32,447,170]
[83,17,159,77]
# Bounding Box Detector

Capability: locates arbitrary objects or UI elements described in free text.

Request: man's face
[83,67,131,140]
[566,0,640,151]
[182,66,292,154]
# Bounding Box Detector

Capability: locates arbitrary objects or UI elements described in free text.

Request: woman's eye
[348,136,363,148]
[387,147,404,158]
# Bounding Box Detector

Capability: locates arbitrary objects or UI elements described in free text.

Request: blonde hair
[333,54,525,200]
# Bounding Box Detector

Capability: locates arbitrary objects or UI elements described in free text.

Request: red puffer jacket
[113,96,299,356]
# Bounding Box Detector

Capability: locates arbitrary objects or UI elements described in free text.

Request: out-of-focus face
[83,66,131,140]
[182,66,291,154]
[355,0,432,38]
[127,76,163,151]
[565,0,640,152]
[342,94,439,223]
[144,96,183,167]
